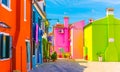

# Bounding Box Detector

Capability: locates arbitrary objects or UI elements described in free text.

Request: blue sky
[46,0,120,32]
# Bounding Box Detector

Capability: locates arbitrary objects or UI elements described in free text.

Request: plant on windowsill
[96,52,103,62]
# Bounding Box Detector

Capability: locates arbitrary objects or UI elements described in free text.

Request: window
[43,3,45,12]
[32,10,35,23]
[24,0,27,21]
[32,40,35,55]
[39,41,41,54]
[0,33,12,59]
[38,17,41,28]
[25,40,30,63]
[58,29,64,33]
[1,0,11,9]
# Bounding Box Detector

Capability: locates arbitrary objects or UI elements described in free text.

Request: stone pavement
[83,62,120,72]
[29,59,120,72]
[29,59,87,72]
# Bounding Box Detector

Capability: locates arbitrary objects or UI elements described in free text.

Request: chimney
[106,8,114,16]
[64,16,69,28]
[89,18,94,23]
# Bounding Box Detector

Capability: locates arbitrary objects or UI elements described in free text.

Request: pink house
[53,17,71,57]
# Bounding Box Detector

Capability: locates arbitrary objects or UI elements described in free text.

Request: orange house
[70,20,85,59]
[0,0,32,72]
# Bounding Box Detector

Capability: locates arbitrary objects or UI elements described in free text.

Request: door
[26,40,31,71]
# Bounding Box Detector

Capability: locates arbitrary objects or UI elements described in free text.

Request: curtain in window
[9,36,12,58]
[0,33,12,59]
[3,35,6,58]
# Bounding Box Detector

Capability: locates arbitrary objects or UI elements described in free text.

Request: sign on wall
[109,38,114,42]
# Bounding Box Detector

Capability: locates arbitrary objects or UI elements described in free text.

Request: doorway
[25,40,31,71]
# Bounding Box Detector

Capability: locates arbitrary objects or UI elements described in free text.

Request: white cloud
[93,0,120,4]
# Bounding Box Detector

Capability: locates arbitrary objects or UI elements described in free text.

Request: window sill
[1,4,12,12]
[24,19,27,22]
[0,58,11,61]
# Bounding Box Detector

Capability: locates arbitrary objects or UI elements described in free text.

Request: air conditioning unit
[58,29,64,33]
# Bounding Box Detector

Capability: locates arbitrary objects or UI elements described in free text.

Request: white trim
[1,0,11,11]
[24,19,27,22]
[24,0,27,21]
[25,39,30,42]
[0,58,11,61]
[3,33,9,36]
[0,32,9,35]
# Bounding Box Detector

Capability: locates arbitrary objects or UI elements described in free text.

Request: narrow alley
[29,59,87,72]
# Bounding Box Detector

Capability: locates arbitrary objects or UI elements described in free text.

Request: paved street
[83,62,120,72]
[29,59,120,72]
[29,59,87,72]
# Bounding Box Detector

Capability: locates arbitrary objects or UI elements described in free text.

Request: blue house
[32,0,47,69]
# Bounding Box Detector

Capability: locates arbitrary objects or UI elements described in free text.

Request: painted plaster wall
[71,21,84,59]
[0,0,16,71]
[54,28,66,54]
[0,0,31,72]
[84,15,120,62]
[32,5,43,69]
[84,25,92,61]
[54,17,70,56]
[92,24,108,61]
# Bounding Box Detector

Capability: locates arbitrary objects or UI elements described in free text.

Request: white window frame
[1,0,11,11]
[24,0,27,21]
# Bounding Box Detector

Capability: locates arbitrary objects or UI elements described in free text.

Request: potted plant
[96,52,103,62]
[43,55,47,62]
[64,53,67,58]
[51,51,57,62]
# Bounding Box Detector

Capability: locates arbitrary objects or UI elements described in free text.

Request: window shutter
[0,34,3,59]
[9,36,12,58]
[3,35,6,58]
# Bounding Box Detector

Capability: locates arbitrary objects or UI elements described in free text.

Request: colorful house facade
[48,32,54,55]
[0,0,32,72]
[84,8,120,62]
[53,17,70,58]
[70,20,85,59]
[32,0,48,69]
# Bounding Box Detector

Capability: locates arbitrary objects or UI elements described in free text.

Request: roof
[54,24,64,28]
[54,24,72,28]
[84,15,120,29]
[48,32,53,36]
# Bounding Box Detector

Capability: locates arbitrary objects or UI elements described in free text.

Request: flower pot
[98,56,102,62]
[59,54,62,58]
[43,58,47,62]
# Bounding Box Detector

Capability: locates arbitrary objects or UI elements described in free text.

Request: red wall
[0,0,31,72]
[0,0,16,72]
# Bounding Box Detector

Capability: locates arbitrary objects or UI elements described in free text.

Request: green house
[84,8,120,62]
